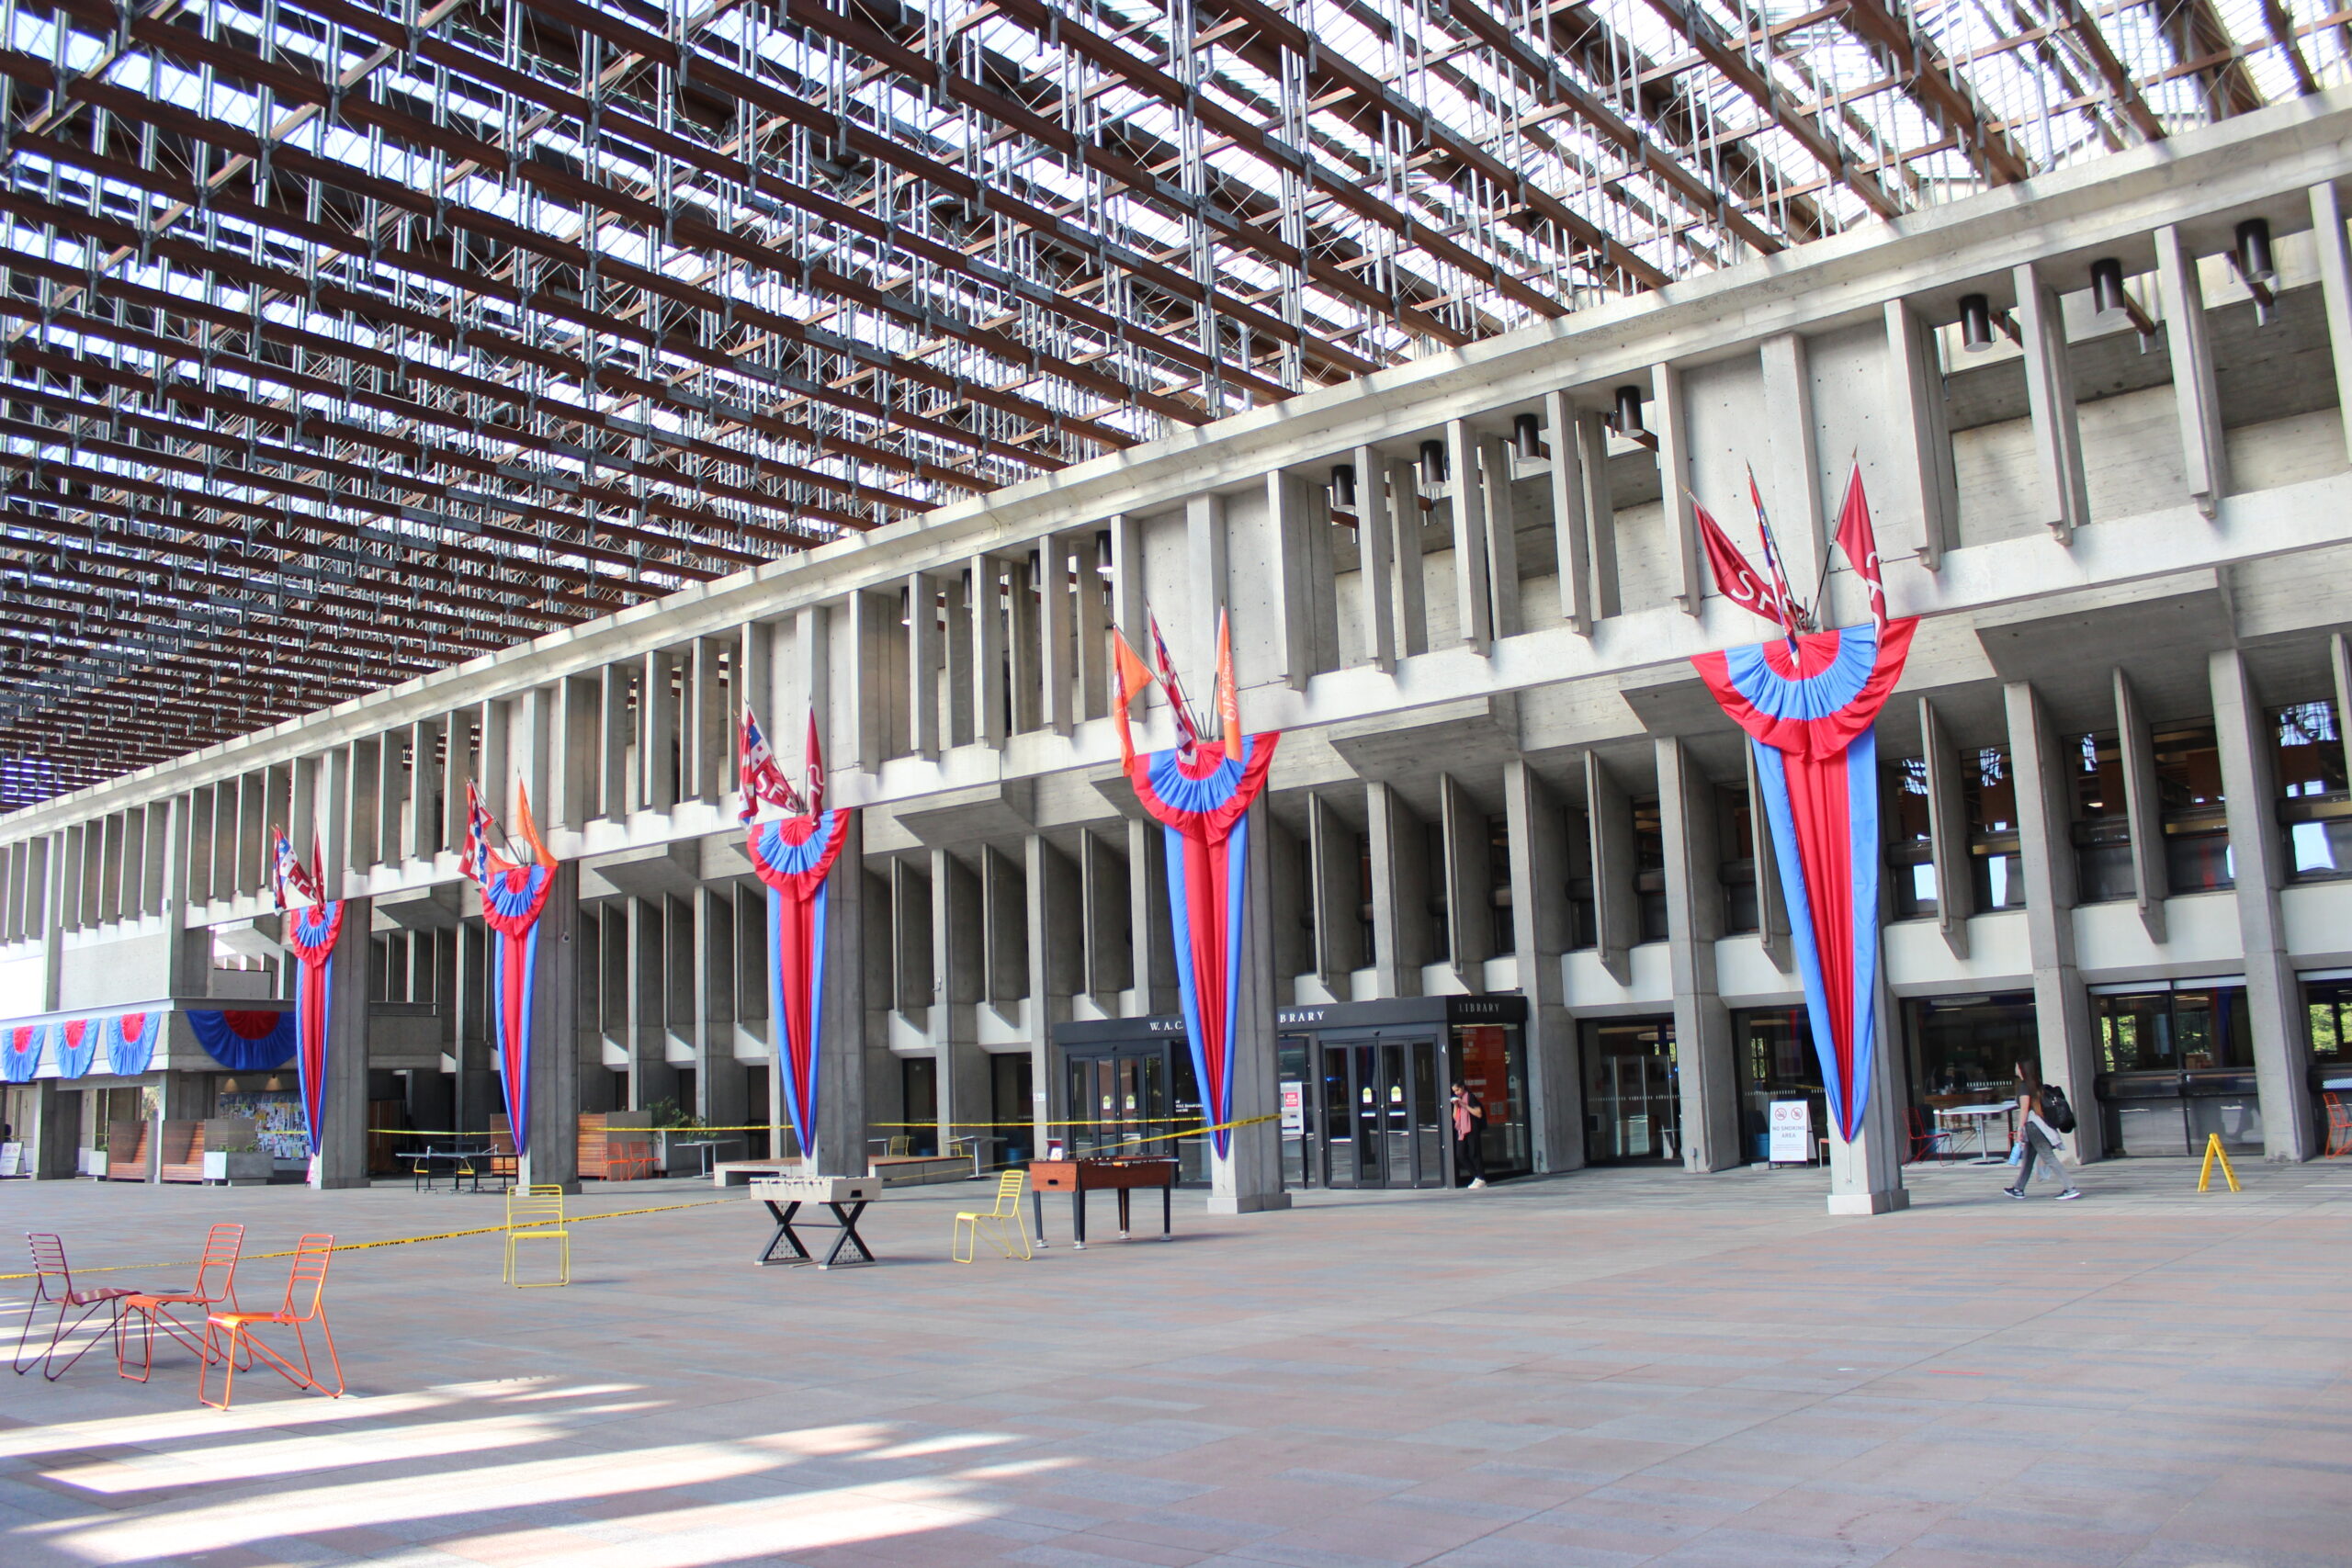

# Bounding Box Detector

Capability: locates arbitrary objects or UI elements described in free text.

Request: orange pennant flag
[1216,607,1243,759]
[512,782,558,869]
[1112,629,1155,769]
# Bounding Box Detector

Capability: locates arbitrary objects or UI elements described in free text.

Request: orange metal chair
[117,1224,245,1383]
[14,1234,138,1381]
[2325,1093,2352,1158]
[1905,1108,1954,1164]
[198,1235,343,1410]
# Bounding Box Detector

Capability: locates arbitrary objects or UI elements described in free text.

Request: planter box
[203,1149,275,1187]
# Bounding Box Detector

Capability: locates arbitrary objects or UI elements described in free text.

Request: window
[1632,796,1668,942]
[1907,992,2040,1102]
[1735,1006,1818,1160]
[1717,785,1759,935]
[2274,701,2352,881]
[2094,982,2253,1074]
[1884,755,1935,919]
[2070,731,2134,902]
[900,1056,938,1156]
[1964,748,2025,909]
[1487,815,1513,958]
[2307,976,2352,1062]
[2154,721,2232,891]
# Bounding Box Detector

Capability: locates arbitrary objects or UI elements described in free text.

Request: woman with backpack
[2004,1058,2082,1201]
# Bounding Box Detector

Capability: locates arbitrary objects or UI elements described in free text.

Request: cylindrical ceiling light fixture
[1512,412,1543,460]
[1958,293,1995,353]
[1419,439,1447,485]
[2235,218,2276,283]
[2089,258,2128,321]
[1611,384,1645,437]
[1329,463,1357,511]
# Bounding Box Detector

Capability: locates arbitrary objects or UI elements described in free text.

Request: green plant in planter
[643,1099,707,1131]
[212,1142,263,1155]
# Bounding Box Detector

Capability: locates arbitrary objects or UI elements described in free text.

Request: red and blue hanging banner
[741,708,851,1166]
[465,783,559,1156]
[187,1009,297,1071]
[105,1011,155,1077]
[1689,465,1914,1143]
[2,1024,38,1083]
[271,829,342,1159]
[1113,612,1279,1159]
[55,1019,96,1080]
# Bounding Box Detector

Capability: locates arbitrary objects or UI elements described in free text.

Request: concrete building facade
[10,98,2352,1208]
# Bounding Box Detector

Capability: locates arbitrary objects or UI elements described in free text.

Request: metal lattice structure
[5,0,2346,808]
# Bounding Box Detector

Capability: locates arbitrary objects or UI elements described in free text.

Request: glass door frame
[1312,1028,1451,1190]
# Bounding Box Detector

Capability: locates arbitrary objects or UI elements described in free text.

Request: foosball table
[1025,1157,1178,1249]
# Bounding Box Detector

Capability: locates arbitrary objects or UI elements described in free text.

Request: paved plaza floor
[3,1156,2346,1568]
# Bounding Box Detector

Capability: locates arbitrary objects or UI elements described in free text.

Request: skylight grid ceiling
[1,0,2345,809]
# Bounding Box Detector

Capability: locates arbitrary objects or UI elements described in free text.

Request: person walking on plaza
[1452,1080,1487,1190]
[2004,1059,2082,1201]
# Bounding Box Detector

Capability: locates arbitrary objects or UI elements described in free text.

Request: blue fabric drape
[187,1010,297,1070]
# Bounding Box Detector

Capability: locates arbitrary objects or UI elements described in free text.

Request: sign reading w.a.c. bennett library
[1273,996,1528,1031]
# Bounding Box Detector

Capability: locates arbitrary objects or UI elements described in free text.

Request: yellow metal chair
[952,1169,1031,1264]
[503,1185,571,1287]
[885,1134,911,1157]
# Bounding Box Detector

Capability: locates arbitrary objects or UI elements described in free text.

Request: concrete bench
[710,1158,802,1188]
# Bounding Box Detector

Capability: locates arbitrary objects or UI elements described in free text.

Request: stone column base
[1826,1190,1911,1216]
[1205,1191,1292,1216]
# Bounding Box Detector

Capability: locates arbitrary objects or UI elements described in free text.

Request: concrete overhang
[581,840,702,899]
[890,780,1036,845]
[373,885,460,931]
[1973,569,2235,728]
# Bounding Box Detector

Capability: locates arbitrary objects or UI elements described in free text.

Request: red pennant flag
[1694,501,1797,629]
[1835,463,1888,628]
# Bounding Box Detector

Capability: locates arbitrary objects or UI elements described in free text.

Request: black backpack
[2041,1083,2077,1134]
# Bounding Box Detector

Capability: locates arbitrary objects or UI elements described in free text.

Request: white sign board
[0,1143,21,1177]
[1768,1100,1813,1164]
[1279,1081,1304,1134]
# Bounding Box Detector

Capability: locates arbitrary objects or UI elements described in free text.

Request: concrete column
[1503,761,1582,1173]
[690,637,729,802]
[970,556,1008,747]
[2114,671,2169,944]
[2311,182,2352,468]
[2006,682,2104,1162]
[1007,558,1041,736]
[1443,419,1492,654]
[551,677,598,830]
[2211,649,2313,1161]
[908,572,944,759]
[408,718,442,860]
[1657,739,1739,1173]
[1126,817,1177,1016]
[600,665,633,824]
[1026,832,1080,1159]
[626,897,679,1110]
[1883,299,1958,570]
[944,571,975,747]
[1386,457,1429,658]
[1351,445,1397,671]
[1266,471,1318,688]
[2015,261,2089,540]
[27,1078,80,1180]
[1076,529,1114,721]
[442,711,476,849]
[1306,792,1364,995]
[1036,542,1076,735]
[452,920,492,1134]
[1745,747,1793,974]
[516,863,581,1192]
[1080,830,1131,1010]
[1365,782,1427,998]
[1651,361,1700,615]
[933,848,985,1152]
[1587,752,1636,984]
[1542,392,1592,634]
[1759,333,1827,589]
[1825,972,1910,1217]
[812,814,868,1177]
[1436,774,1489,988]
[695,886,746,1137]
[1480,435,1521,642]
[640,649,678,813]
[2155,225,2227,517]
[1919,699,1975,958]
[1185,493,1227,673]
[311,895,372,1190]
[1212,795,1290,1215]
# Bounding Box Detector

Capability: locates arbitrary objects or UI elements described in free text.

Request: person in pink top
[1451,1081,1487,1190]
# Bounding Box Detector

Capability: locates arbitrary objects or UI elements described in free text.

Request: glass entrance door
[1066,1052,1170,1160]
[1318,1034,1446,1189]
[1582,1018,1681,1164]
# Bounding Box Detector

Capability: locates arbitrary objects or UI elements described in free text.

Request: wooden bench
[105,1120,150,1180]
[158,1122,208,1183]
[869,1153,977,1188]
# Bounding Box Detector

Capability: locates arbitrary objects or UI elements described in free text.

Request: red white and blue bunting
[187,1009,297,1071]
[1689,467,1914,1144]
[741,708,850,1166]
[465,782,560,1156]
[2,1024,38,1083]
[106,1011,157,1077]
[272,829,343,1160]
[1112,613,1279,1159]
[2,1011,168,1079]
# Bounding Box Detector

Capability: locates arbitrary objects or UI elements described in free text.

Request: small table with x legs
[746,1176,881,1269]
